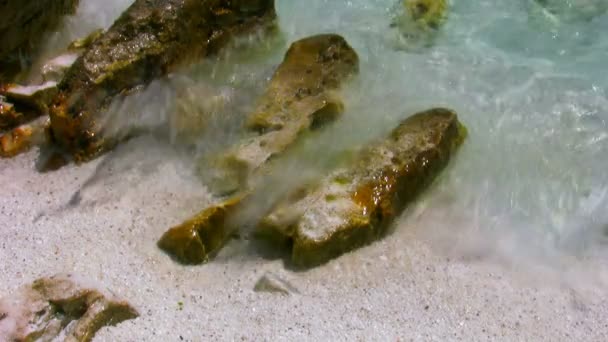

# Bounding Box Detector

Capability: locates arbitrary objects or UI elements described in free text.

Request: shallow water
[40,0,608,272]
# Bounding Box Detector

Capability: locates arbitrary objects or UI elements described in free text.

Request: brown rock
[258,108,467,267]
[158,34,359,265]
[49,0,278,162]
[0,274,138,342]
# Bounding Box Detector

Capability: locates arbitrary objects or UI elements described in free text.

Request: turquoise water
[49,0,608,264]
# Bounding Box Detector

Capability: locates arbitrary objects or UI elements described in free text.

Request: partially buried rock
[254,272,299,295]
[158,34,359,265]
[0,274,138,342]
[0,0,80,82]
[257,108,467,267]
[49,0,278,162]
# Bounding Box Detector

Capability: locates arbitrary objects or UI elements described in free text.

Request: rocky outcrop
[0,274,138,342]
[49,0,278,162]
[158,34,359,264]
[257,108,467,267]
[0,0,80,82]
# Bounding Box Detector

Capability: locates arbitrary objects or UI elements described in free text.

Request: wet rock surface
[0,274,138,342]
[209,33,359,195]
[158,33,359,265]
[258,108,467,267]
[0,0,80,82]
[49,0,278,162]
[391,0,448,49]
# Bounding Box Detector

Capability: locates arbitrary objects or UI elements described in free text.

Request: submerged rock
[391,0,448,49]
[158,34,359,265]
[0,274,138,342]
[257,108,467,267]
[49,0,278,162]
[254,272,299,295]
[208,33,359,195]
[0,0,80,82]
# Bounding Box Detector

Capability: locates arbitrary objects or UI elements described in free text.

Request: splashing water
[38,0,608,275]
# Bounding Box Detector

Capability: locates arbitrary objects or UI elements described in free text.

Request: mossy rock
[258,108,467,267]
[49,0,278,162]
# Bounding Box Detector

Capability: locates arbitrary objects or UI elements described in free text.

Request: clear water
[42,0,608,270]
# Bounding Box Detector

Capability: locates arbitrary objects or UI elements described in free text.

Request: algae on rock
[0,274,138,342]
[390,0,448,49]
[206,33,359,195]
[158,34,360,265]
[257,108,467,267]
[49,0,278,162]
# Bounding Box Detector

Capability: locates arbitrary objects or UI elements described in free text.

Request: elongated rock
[0,274,138,342]
[0,0,80,82]
[208,33,359,195]
[257,108,467,267]
[49,0,278,162]
[159,34,359,264]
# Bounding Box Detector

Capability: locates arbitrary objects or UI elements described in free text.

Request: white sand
[1,137,607,341]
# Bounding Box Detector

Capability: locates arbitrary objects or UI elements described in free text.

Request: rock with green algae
[257,108,467,267]
[0,0,80,83]
[390,0,448,49]
[49,0,278,163]
[158,34,359,265]
[0,274,138,342]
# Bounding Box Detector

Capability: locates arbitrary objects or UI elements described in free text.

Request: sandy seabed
[1,138,607,341]
[2,0,608,340]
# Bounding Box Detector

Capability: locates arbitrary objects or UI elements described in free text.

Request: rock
[158,34,359,265]
[254,272,299,295]
[0,0,80,82]
[42,52,81,82]
[208,33,359,195]
[0,97,22,131]
[0,116,49,158]
[257,108,467,267]
[49,0,278,162]
[170,82,234,146]
[3,81,58,113]
[67,28,105,51]
[158,194,246,264]
[0,274,138,342]
[390,0,448,49]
